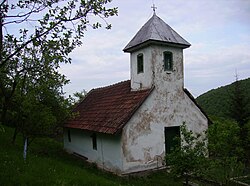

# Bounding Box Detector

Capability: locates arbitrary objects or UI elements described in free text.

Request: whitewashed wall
[130,47,153,90]
[130,45,184,91]
[63,129,123,173]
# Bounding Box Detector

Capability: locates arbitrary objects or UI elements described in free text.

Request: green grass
[0,126,181,186]
[235,176,250,184]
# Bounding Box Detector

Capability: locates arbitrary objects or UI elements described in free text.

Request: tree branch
[0,20,62,68]
[0,0,7,8]
[0,8,3,66]
[4,4,46,25]
[0,7,92,68]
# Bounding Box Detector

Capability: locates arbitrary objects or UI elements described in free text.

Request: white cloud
[61,0,250,97]
[185,43,250,96]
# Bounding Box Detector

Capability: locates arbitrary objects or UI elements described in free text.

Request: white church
[64,11,209,175]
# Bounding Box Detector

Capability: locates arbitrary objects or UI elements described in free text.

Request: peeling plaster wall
[64,129,122,174]
[122,45,208,174]
[130,47,153,90]
[130,45,184,91]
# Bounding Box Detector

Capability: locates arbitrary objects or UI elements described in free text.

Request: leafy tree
[0,0,117,125]
[206,119,244,184]
[166,123,207,185]
[207,119,243,159]
[229,74,250,164]
[229,74,249,126]
[243,120,250,164]
[70,89,88,105]
[0,0,117,142]
[0,122,4,132]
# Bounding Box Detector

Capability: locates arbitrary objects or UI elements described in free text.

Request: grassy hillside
[196,78,250,119]
[0,126,181,186]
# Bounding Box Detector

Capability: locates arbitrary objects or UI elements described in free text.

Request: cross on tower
[151,4,157,14]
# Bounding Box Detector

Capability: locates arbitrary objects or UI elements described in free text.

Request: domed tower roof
[123,13,191,53]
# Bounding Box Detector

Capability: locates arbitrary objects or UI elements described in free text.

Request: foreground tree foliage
[229,75,249,126]
[229,75,250,164]
[167,121,245,185]
[208,118,243,159]
[207,119,244,184]
[166,123,207,185]
[0,0,117,144]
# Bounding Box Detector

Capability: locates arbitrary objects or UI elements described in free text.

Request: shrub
[166,123,207,185]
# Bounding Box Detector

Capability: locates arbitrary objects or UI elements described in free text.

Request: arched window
[137,53,144,74]
[163,51,173,71]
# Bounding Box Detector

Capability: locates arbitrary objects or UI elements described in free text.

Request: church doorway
[164,126,180,155]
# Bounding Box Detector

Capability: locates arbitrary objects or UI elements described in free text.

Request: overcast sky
[60,0,250,97]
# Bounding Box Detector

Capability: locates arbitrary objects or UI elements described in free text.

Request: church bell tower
[123,12,191,93]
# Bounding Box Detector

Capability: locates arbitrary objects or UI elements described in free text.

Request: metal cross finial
[151,4,157,14]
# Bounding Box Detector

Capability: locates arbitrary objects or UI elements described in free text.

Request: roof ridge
[91,80,130,91]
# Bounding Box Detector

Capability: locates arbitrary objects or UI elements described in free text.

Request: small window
[91,133,97,150]
[68,129,71,142]
[164,51,173,71]
[137,53,144,74]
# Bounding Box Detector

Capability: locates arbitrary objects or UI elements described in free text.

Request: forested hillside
[196,78,250,119]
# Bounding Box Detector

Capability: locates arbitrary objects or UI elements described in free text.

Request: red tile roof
[64,80,154,134]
